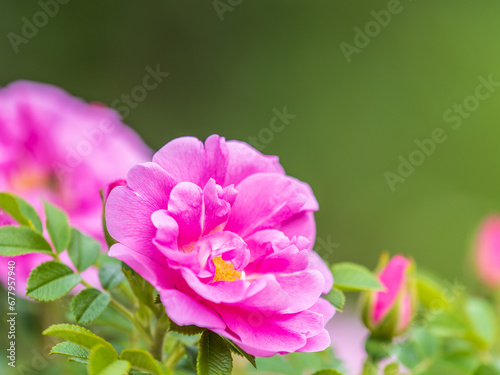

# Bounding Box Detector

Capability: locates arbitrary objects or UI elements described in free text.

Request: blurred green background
[1,0,500,373]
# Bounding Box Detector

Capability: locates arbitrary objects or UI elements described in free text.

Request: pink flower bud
[474,214,500,289]
[106,179,127,199]
[362,254,416,339]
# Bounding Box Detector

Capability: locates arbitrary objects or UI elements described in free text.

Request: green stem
[165,339,186,370]
[80,278,152,347]
[150,316,169,362]
[118,281,137,305]
[109,299,152,345]
[51,253,156,351]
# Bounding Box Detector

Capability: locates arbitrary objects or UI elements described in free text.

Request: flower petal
[167,182,203,250]
[213,307,308,357]
[256,247,309,274]
[109,243,181,291]
[159,289,227,330]
[224,140,285,186]
[275,270,325,313]
[225,174,314,238]
[279,211,316,246]
[202,179,235,235]
[307,251,334,294]
[152,136,206,185]
[372,255,411,324]
[205,135,229,186]
[296,330,331,353]
[127,162,176,209]
[106,186,157,253]
[151,209,179,251]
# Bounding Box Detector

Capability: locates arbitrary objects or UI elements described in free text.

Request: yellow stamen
[212,256,241,282]
[10,169,56,192]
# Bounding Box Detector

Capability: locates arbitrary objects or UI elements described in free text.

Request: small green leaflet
[331,263,383,292]
[71,288,111,324]
[44,201,71,254]
[26,261,81,301]
[197,331,232,375]
[0,192,42,232]
[0,226,52,256]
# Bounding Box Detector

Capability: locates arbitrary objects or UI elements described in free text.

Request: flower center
[212,256,241,282]
[9,169,56,193]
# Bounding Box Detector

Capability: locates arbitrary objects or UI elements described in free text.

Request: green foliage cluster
[3,192,499,374]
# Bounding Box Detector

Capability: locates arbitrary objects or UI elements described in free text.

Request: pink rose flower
[0,80,152,296]
[362,254,415,339]
[106,135,335,357]
[474,214,500,289]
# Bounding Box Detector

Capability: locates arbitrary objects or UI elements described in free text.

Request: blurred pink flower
[362,254,415,339]
[329,308,368,375]
[0,80,152,296]
[106,135,334,356]
[474,214,500,289]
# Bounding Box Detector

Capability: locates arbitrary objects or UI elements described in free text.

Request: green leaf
[89,345,129,375]
[331,263,383,292]
[424,352,480,375]
[362,360,378,375]
[324,288,345,312]
[43,324,117,358]
[122,265,159,312]
[130,370,150,375]
[197,331,232,375]
[365,336,393,362]
[416,328,438,357]
[169,319,205,336]
[0,226,53,256]
[312,370,343,375]
[68,357,89,365]
[44,201,71,254]
[185,345,199,370]
[465,297,497,349]
[71,288,111,324]
[50,341,90,359]
[154,291,161,304]
[99,262,125,289]
[474,365,500,375]
[26,261,81,301]
[428,310,468,338]
[120,349,170,375]
[395,341,422,370]
[68,228,100,272]
[100,189,117,249]
[417,271,463,311]
[224,339,256,368]
[0,192,42,232]
[383,362,399,375]
[93,306,134,334]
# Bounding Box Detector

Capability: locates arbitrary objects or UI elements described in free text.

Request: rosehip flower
[362,254,416,339]
[106,135,335,357]
[0,80,152,296]
[474,214,500,289]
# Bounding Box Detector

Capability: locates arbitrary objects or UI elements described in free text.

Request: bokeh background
[1,1,500,373]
